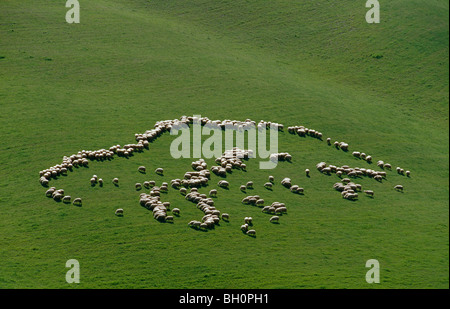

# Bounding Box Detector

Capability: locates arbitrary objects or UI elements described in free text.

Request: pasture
[0,0,448,288]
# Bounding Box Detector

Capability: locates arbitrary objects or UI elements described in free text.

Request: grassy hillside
[0,0,448,288]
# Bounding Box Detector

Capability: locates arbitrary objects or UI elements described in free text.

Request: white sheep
[246,229,256,237]
[264,182,273,189]
[394,185,404,191]
[138,166,146,173]
[115,208,124,216]
[270,216,279,223]
[72,198,82,206]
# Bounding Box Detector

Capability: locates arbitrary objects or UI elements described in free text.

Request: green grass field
[0,0,448,289]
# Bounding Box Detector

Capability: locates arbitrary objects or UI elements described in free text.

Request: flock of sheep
[39,115,410,237]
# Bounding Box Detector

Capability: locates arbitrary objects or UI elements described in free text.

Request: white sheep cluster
[280,178,304,194]
[90,174,104,186]
[269,152,292,162]
[288,125,323,140]
[191,158,207,171]
[180,170,210,188]
[139,192,174,223]
[333,182,362,200]
[261,202,287,215]
[211,148,250,176]
[333,141,349,151]
[184,190,225,230]
[316,161,388,182]
[242,195,264,207]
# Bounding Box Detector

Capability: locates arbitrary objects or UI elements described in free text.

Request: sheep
[138,166,146,173]
[240,224,249,232]
[135,183,142,190]
[384,163,392,170]
[222,213,230,221]
[73,198,82,206]
[218,180,229,189]
[209,189,217,197]
[90,177,96,186]
[281,178,292,188]
[62,195,71,203]
[364,190,374,197]
[256,199,265,207]
[244,217,253,224]
[112,178,119,185]
[352,151,361,158]
[240,185,247,191]
[394,185,404,192]
[305,169,310,177]
[246,229,256,237]
[365,155,372,163]
[327,138,331,145]
[155,168,164,175]
[406,170,411,177]
[268,175,274,183]
[165,215,174,223]
[264,182,273,189]
[98,178,103,186]
[270,216,279,223]
[179,187,187,195]
[45,188,56,197]
[115,208,124,216]
[246,181,254,189]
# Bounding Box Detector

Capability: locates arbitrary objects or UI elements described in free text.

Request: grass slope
[0,0,448,288]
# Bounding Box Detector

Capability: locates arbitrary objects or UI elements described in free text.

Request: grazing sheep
[241,224,249,232]
[222,213,230,221]
[270,216,279,223]
[165,215,174,223]
[244,217,253,224]
[246,181,254,189]
[218,180,229,189]
[264,182,273,189]
[327,138,331,145]
[45,188,56,197]
[179,187,187,195]
[246,229,256,237]
[73,198,82,206]
[98,178,103,186]
[364,190,374,197]
[394,185,404,192]
[406,170,411,177]
[240,185,246,191]
[135,183,142,190]
[155,168,164,175]
[209,189,218,197]
[305,169,310,177]
[269,175,274,182]
[115,208,124,216]
[62,195,71,203]
[138,166,146,173]
[112,178,119,185]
